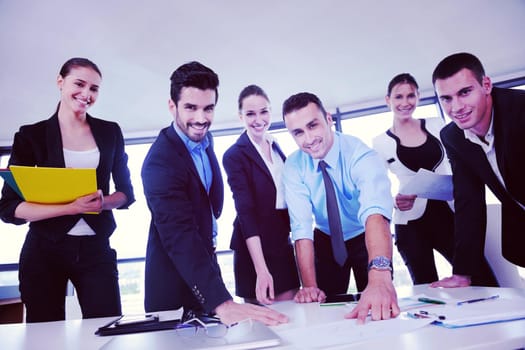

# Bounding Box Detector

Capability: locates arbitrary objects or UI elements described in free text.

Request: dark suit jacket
[141,125,231,313]
[441,87,525,274]
[0,113,135,241]
[222,132,292,255]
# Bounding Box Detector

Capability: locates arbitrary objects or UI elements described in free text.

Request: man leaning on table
[431,52,525,288]
[141,61,288,326]
[282,92,399,323]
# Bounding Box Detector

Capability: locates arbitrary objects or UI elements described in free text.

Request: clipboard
[8,165,97,204]
[407,295,525,329]
[95,314,181,336]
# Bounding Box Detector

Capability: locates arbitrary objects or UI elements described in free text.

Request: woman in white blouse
[372,73,454,285]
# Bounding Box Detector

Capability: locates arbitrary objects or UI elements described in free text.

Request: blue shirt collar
[315,131,340,171]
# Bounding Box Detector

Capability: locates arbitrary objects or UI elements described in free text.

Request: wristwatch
[367,256,393,278]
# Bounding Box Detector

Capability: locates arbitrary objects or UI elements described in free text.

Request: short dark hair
[59,57,101,78]
[387,73,419,96]
[432,52,485,85]
[170,61,219,104]
[238,84,269,111]
[282,92,327,121]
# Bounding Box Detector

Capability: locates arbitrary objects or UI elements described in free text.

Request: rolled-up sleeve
[351,142,394,225]
[283,153,314,241]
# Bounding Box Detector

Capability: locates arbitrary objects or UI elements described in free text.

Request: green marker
[320,300,359,307]
[418,297,446,305]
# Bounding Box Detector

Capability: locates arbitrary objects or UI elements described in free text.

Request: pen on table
[407,312,429,319]
[418,297,446,305]
[419,310,446,320]
[457,294,499,306]
[320,302,347,307]
[407,310,446,320]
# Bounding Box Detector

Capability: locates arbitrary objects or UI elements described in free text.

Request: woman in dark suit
[0,58,135,322]
[223,85,299,304]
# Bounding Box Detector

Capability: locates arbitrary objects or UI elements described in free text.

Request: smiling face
[239,94,271,142]
[284,102,334,159]
[386,82,419,122]
[57,66,101,115]
[434,68,493,136]
[170,86,216,142]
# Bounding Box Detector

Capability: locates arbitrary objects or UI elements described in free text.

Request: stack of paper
[399,168,453,201]
[406,295,525,329]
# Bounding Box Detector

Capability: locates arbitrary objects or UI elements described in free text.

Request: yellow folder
[9,165,97,204]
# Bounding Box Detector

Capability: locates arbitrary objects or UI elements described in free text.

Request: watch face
[375,256,390,267]
[369,256,392,270]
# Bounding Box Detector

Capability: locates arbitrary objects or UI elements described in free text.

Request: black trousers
[395,200,455,284]
[19,232,122,322]
[395,199,498,286]
[314,229,368,295]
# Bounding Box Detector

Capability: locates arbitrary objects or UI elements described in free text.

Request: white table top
[1,285,524,350]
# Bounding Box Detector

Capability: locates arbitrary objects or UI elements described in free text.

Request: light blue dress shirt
[283,131,393,242]
[173,123,217,240]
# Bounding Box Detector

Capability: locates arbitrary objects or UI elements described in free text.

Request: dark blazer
[441,87,525,273]
[141,125,231,313]
[222,132,292,255]
[0,113,135,241]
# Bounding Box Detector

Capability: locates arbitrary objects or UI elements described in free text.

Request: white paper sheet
[277,315,432,349]
[427,296,525,328]
[399,169,453,201]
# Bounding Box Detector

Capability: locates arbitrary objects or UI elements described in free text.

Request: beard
[176,118,210,142]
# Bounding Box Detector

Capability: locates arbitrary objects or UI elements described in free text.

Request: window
[0,155,27,267]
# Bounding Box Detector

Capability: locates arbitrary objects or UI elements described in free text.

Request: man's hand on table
[344,270,399,324]
[294,286,327,303]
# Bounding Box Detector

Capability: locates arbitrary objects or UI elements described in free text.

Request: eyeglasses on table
[175,317,253,338]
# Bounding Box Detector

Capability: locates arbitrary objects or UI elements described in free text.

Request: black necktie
[319,160,348,266]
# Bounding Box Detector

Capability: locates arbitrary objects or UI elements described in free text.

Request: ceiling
[1,0,525,146]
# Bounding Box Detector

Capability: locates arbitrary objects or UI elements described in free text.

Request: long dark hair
[56,57,101,112]
[59,57,101,78]
[238,85,270,111]
[387,73,419,96]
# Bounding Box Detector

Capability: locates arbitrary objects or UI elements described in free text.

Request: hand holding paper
[70,190,104,214]
[399,169,453,201]
[395,193,417,211]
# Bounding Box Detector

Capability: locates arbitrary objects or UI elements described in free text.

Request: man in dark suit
[141,61,287,326]
[430,52,525,288]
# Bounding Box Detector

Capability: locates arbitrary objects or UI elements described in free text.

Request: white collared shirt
[464,111,524,210]
[464,111,504,183]
[246,132,286,209]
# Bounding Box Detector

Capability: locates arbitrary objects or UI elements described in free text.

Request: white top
[247,133,287,209]
[372,118,453,224]
[465,113,525,211]
[63,148,100,236]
